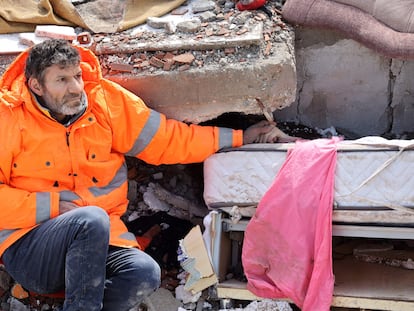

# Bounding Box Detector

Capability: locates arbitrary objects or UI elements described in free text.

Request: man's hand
[59,201,78,214]
[243,120,276,144]
[243,120,300,144]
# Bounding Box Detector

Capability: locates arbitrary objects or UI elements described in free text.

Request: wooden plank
[334,256,414,302]
[221,211,414,229]
[333,210,414,224]
[222,219,414,239]
[332,296,414,310]
[216,279,277,301]
[332,225,414,239]
[218,207,414,227]
[217,282,414,311]
[216,282,260,301]
[216,256,414,310]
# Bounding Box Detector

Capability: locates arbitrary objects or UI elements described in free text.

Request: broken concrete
[90,2,297,123]
[144,288,183,311]
[111,51,296,123]
[93,22,264,54]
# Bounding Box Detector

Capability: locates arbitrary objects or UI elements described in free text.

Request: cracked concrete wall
[277,28,414,138]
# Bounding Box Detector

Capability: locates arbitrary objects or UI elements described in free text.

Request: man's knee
[129,251,161,292]
[74,206,109,227]
[142,256,161,290]
[69,206,110,241]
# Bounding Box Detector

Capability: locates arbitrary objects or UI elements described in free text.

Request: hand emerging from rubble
[243,120,300,144]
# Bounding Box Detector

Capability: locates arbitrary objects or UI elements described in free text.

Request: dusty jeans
[2,206,161,311]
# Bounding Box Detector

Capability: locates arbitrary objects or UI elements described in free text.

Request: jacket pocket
[13,152,55,173]
[87,145,111,162]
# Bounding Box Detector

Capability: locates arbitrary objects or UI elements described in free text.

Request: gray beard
[58,91,88,116]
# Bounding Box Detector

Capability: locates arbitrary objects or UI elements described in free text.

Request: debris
[175,284,202,304]
[192,1,216,13]
[149,56,165,68]
[173,53,195,64]
[236,0,267,11]
[240,299,293,311]
[109,62,134,72]
[178,225,218,295]
[34,25,77,41]
[176,20,202,33]
[76,31,93,47]
[353,242,414,270]
[18,33,46,47]
[144,287,183,311]
[146,16,176,33]
[10,284,29,300]
[145,182,207,219]
[171,7,189,15]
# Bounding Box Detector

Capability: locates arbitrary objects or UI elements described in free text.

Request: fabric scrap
[282,0,414,60]
[242,138,339,311]
[0,0,186,34]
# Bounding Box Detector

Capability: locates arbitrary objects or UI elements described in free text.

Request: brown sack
[333,0,414,33]
[282,0,414,60]
[0,0,186,34]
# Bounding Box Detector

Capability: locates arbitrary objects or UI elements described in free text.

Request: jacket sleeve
[98,79,244,165]
[0,110,60,230]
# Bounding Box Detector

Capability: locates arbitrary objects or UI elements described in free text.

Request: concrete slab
[94,22,264,54]
[111,46,296,123]
[93,1,296,123]
[0,33,30,55]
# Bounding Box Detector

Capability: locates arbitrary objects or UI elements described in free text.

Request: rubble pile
[92,0,292,75]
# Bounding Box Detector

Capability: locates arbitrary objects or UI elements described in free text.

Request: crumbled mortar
[91,0,293,76]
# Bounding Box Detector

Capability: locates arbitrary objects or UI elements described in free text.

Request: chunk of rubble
[192,0,216,13]
[34,25,77,41]
[146,16,176,33]
[176,19,202,33]
[173,53,195,64]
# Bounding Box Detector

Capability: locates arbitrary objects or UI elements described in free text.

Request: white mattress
[203,138,414,211]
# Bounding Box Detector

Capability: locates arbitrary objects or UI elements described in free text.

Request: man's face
[29,64,85,120]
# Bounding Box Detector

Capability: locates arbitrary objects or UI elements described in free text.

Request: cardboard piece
[179,225,218,294]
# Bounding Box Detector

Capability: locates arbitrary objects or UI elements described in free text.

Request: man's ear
[28,77,43,96]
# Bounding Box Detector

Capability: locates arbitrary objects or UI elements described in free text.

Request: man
[0,39,279,311]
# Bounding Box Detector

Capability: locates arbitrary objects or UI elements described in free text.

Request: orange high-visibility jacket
[0,45,243,256]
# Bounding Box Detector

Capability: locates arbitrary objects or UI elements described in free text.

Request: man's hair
[25,39,81,83]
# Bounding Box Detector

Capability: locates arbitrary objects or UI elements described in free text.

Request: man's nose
[68,78,84,93]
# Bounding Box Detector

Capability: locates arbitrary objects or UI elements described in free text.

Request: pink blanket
[242,138,338,310]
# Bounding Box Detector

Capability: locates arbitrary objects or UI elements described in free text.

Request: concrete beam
[109,42,296,123]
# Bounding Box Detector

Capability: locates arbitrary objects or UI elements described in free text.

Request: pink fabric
[242,138,338,310]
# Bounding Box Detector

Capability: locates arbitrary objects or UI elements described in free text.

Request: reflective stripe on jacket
[0,45,243,256]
